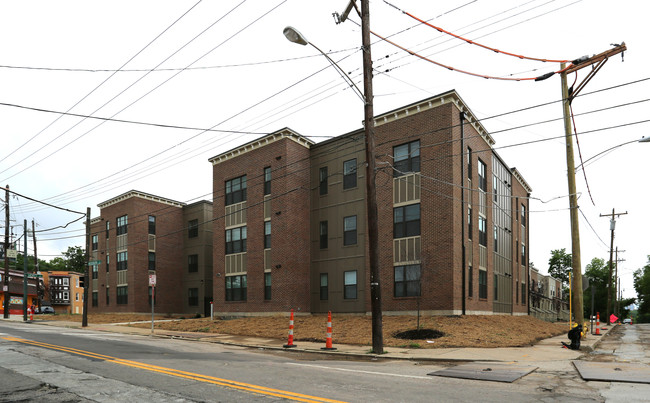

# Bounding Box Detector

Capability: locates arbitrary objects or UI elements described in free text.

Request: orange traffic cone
[321,311,337,351]
[283,309,297,348]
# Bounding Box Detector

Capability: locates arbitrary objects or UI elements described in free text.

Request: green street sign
[88,260,102,265]
[27,273,43,278]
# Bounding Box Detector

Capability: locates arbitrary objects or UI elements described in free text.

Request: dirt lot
[43,313,569,349]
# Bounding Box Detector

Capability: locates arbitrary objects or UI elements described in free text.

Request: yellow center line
[3,336,347,403]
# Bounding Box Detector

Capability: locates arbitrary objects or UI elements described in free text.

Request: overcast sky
[1,0,647,300]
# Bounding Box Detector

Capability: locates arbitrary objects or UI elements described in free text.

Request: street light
[576,136,650,171]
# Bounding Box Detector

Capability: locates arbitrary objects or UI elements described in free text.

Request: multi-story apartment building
[89,191,213,316]
[209,90,532,316]
[42,271,83,314]
[529,267,569,321]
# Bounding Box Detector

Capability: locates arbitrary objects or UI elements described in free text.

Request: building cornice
[511,167,533,193]
[97,190,185,209]
[373,90,496,147]
[208,128,314,166]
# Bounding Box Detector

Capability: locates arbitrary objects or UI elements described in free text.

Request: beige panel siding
[225,201,247,228]
[225,252,247,274]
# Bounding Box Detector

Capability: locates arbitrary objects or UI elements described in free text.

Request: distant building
[209,90,532,316]
[42,271,83,314]
[88,191,213,316]
[529,267,569,321]
[0,269,39,315]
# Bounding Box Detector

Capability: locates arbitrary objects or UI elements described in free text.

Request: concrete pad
[428,362,538,383]
[573,361,650,384]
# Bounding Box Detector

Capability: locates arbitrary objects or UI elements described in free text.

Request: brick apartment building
[88,191,213,316]
[209,90,532,316]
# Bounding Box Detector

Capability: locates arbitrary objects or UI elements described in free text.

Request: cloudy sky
[1,0,647,299]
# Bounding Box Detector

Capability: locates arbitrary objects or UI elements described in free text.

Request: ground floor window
[117,286,128,304]
[226,275,247,301]
[320,273,328,300]
[92,291,98,307]
[394,264,421,297]
[106,288,109,305]
[344,270,357,299]
[478,270,487,299]
[264,273,271,300]
[468,265,473,298]
[188,288,198,306]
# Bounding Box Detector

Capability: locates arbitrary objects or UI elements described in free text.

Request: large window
[264,167,271,195]
[393,140,420,177]
[225,275,247,301]
[343,159,357,189]
[521,204,526,226]
[344,270,357,299]
[148,252,155,271]
[494,225,498,252]
[393,204,420,238]
[468,265,473,298]
[478,216,487,247]
[148,215,156,235]
[106,288,109,305]
[226,226,247,254]
[92,265,98,279]
[467,206,473,240]
[188,219,199,238]
[467,147,472,179]
[91,234,98,251]
[225,175,247,206]
[188,254,198,272]
[92,291,98,307]
[106,221,110,239]
[116,251,127,271]
[116,215,128,235]
[319,167,328,195]
[343,216,357,246]
[479,270,488,299]
[264,221,271,249]
[394,264,421,297]
[264,273,271,300]
[319,221,328,249]
[117,286,128,304]
[320,273,328,300]
[188,288,199,306]
[478,159,487,192]
[521,242,526,264]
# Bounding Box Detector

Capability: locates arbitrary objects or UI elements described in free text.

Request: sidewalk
[4,315,613,363]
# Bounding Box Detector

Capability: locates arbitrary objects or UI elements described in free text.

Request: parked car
[36,306,55,314]
[623,318,632,325]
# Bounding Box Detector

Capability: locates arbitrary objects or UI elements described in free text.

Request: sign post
[149,274,156,335]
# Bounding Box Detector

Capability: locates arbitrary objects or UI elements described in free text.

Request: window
[92,234,98,251]
[467,147,472,179]
[515,198,519,221]
[225,226,247,254]
[106,221,110,239]
[521,204,526,226]
[319,167,328,195]
[344,270,357,299]
[478,216,487,247]
[92,291,98,307]
[393,140,420,177]
[225,275,247,301]
[188,254,198,272]
[343,159,357,189]
[264,167,271,195]
[148,215,156,235]
[188,219,199,238]
[76,293,79,302]
[493,176,498,202]
[467,206,473,240]
[393,204,420,238]
[148,252,155,271]
[225,175,247,205]
[320,273,328,300]
[188,288,199,306]
[117,286,128,304]
[494,274,498,301]
[494,225,498,252]
[116,215,128,235]
[479,270,488,299]
[116,251,127,271]
[468,265,473,297]
[521,243,526,264]
[106,289,109,305]
[264,273,271,300]
[478,159,487,191]
[319,221,328,249]
[515,239,519,263]
[394,264,421,297]
[264,221,271,249]
[522,282,526,304]
[343,216,357,246]
[106,255,109,272]
[63,277,69,286]
[92,265,98,279]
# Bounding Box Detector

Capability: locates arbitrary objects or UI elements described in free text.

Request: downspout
[526,193,530,316]
[460,111,466,315]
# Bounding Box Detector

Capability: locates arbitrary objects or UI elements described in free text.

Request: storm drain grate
[428,362,538,383]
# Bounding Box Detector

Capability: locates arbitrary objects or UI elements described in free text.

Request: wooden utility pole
[82,207,90,327]
[600,208,627,324]
[558,43,626,330]
[32,220,38,274]
[3,185,10,319]
[614,248,625,316]
[360,0,383,354]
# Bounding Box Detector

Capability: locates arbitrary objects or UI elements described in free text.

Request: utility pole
[82,207,90,327]
[558,43,626,330]
[614,248,625,316]
[32,220,38,274]
[22,219,27,322]
[3,185,10,319]
[600,208,627,324]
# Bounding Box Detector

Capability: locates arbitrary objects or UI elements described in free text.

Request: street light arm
[576,137,650,171]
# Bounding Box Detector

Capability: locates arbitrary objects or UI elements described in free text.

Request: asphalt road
[1,321,649,402]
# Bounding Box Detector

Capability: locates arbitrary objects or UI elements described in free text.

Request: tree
[633,256,650,322]
[583,257,609,319]
[48,257,66,271]
[61,246,86,273]
[548,248,572,286]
